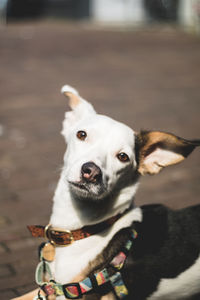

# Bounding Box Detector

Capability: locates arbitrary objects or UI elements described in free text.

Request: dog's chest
[50,208,142,284]
[52,234,104,283]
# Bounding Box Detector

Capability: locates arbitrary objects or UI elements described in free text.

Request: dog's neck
[50,173,139,230]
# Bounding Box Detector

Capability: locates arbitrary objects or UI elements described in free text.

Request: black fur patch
[90,204,200,299]
[123,204,200,299]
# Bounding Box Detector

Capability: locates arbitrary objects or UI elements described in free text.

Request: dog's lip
[68,181,89,191]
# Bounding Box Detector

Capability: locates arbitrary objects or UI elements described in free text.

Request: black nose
[81,162,102,183]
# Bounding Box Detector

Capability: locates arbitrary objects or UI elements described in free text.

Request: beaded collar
[34,229,137,300]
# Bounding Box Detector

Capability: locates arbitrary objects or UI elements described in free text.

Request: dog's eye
[77,130,87,141]
[117,152,130,163]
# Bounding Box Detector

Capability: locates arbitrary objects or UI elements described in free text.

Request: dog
[14,85,200,300]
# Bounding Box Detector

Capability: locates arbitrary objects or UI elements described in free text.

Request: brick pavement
[0,21,200,299]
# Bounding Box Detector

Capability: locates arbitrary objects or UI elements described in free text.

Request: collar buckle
[45,224,74,246]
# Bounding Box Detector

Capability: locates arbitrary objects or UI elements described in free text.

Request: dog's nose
[81,162,102,183]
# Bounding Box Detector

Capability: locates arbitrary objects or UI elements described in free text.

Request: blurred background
[0,0,200,298]
[0,0,198,29]
[0,0,200,29]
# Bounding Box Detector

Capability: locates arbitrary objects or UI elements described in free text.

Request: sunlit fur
[49,86,141,294]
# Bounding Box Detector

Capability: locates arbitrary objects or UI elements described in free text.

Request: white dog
[15,85,200,300]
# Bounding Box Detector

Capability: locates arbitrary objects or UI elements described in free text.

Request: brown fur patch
[71,228,131,299]
[64,91,80,109]
[136,131,200,175]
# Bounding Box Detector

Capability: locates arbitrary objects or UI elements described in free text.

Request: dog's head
[61,85,200,203]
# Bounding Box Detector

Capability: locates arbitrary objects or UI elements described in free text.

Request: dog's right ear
[135,130,200,175]
[61,85,96,139]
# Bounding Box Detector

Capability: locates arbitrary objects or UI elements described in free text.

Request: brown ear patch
[135,131,200,175]
[63,91,81,109]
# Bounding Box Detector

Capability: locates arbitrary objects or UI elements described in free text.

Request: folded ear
[136,131,200,175]
[61,85,96,139]
[61,85,96,116]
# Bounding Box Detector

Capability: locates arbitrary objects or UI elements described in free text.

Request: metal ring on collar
[45,224,74,246]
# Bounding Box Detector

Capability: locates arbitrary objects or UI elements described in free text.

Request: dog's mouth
[69,181,89,192]
[68,180,107,200]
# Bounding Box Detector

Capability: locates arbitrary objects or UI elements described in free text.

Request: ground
[0,20,200,299]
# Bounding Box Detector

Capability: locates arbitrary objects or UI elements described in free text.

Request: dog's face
[61,87,137,201]
[63,114,137,200]
[60,85,200,203]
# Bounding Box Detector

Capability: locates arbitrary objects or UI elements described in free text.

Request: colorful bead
[110,272,129,299]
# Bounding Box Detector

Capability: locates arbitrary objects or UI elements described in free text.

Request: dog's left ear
[136,131,200,175]
[61,85,96,139]
[61,85,96,116]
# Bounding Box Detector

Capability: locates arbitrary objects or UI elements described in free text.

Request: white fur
[49,86,141,299]
[61,85,79,96]
[148,255,200,300]
[52,207,142,284]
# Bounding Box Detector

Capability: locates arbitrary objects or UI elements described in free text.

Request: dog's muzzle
[68,162,106,199]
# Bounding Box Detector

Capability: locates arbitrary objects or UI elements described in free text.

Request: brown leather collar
[28,208,131,246]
